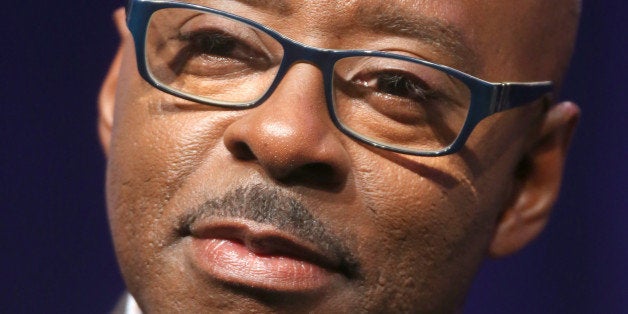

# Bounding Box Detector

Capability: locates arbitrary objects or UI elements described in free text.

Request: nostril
[230,141,256,160]
[301,163,335,176]
[285,162,342,189]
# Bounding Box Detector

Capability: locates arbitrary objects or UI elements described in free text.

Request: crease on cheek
[130,95,243,203]
[447,167,480,207]
[160,118,235,199]
[346,153,488,311]
[351,161,392,216]
[352,154,484,254]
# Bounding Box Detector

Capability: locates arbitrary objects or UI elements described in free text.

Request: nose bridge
[254,61,330,135]
[222,59,350,185]
[279,38,336,80]
[241,34,340,141]
[256,38,337,119]
[241,35,342,157]
[284,35,331,62]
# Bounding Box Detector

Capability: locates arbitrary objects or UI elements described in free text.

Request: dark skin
[99,0,580,312]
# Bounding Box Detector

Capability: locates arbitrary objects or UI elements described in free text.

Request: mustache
[177,184,360,278]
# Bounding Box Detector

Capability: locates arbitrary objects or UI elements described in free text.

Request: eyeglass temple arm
[490,82,553,114]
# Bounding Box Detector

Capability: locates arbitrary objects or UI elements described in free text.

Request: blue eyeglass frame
[126,0,553,156]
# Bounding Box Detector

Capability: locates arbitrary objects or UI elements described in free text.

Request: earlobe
[489,101,580,258]
[98,8,128,156]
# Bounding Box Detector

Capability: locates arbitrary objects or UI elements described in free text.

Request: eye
[354,71,434,102]
[186,31,234,56]
[179,30,259,63]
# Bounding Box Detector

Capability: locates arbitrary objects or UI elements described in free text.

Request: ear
[489,101,580,257]
[98,8,128,156]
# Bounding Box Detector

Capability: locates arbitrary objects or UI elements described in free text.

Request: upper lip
[188,218,345,274]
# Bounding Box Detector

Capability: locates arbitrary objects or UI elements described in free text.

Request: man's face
[101,0,578,312]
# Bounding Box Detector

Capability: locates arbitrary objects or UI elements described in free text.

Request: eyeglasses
[125,0,553,156]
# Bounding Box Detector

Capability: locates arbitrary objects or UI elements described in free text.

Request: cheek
[349,152,498,311]
[105,83,242,287]
[107,85,243,213]
[107,42,243,214]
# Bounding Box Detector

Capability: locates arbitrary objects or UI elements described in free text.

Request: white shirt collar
[125,294,142,314]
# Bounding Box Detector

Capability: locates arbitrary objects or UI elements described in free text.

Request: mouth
[184,218,350,293]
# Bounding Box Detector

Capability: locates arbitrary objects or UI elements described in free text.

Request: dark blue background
[1,1,625,312]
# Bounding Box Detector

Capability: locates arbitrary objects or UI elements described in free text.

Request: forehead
[176,0,554,81]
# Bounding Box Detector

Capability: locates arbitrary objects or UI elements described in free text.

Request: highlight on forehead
[230,0,293,15]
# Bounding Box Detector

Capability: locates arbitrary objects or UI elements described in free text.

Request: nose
[222,64,351,189]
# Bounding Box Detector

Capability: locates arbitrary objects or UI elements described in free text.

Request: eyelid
[341,58,433,90]
[178,13,276,59]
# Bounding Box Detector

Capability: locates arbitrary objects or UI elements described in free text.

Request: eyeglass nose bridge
[253,37,340,110]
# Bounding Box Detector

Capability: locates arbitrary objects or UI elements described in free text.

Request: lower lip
[190,238,333,292]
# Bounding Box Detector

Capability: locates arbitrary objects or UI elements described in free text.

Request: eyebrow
[231,0,479,72]
[356,4,479,72]
[231,0,294,15]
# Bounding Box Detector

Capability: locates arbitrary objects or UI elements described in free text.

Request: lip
[186,218,344,293]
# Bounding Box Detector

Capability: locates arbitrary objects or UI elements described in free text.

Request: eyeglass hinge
[491,83,512,113]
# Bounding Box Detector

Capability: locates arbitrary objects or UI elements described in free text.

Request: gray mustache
[177,184,360,278]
